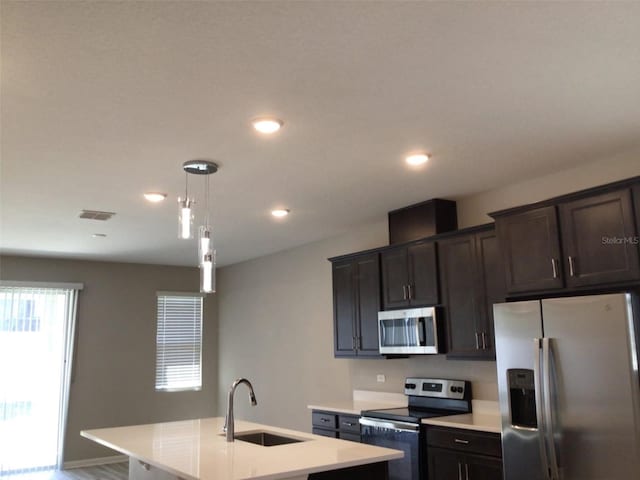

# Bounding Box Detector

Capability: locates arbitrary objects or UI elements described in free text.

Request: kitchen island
[81,417,402,480]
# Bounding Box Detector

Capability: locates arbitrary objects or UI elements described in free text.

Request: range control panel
[403,377,468,400]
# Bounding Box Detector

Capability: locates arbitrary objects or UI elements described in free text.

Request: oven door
[359,417,421,480]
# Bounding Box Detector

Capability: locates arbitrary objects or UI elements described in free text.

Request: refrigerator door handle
[533,338,552,479]
[542,337,561,480]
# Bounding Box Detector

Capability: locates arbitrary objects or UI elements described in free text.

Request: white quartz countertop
[421,412,502,434]
[421,401,502,434]
[307,390,407,415]
[81,417,403,480]
[307,399,406,415]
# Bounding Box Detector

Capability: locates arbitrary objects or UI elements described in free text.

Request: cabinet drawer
[338,414,361,434]
[312,427,338,438]
[312,411,337,429]
[427,427,502,458]
[339,432,361,443]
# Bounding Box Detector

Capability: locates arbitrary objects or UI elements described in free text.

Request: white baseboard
[63,454,128,469]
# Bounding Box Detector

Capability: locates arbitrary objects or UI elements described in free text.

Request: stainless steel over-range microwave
[378,307,442,355]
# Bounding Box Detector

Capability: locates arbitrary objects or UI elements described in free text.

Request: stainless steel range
[360,378,471,480]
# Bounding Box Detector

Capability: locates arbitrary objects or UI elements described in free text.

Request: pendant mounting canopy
[183,160,219,175]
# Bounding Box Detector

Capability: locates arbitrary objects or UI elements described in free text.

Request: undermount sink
[234,430,306,446]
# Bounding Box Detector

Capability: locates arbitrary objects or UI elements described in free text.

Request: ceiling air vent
[79,210,116,221]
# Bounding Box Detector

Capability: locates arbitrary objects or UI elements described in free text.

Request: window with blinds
[155,292,203,391]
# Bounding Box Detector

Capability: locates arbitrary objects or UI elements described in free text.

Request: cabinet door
[381,247,410,309]
[407,241,439,306]
[465,453,503,480]
[332,261,356,356]
[560,189,640,287]
[634,184,640,238]
[354,254,382,357]
[475,230,505,357]
[438,234,480,356]
[427,447,464,480]
[496,206,564,293]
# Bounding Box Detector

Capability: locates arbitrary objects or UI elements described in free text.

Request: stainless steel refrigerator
[494,293,640,480]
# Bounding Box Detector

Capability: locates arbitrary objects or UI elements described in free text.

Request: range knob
[405,383,416,389]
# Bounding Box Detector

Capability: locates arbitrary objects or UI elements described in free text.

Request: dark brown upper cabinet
[634,184,640,235]
[560,189,639,287]
[330,252,382,358]
[495,206,564,293]
[381,240,439,310]
[438,226,505,358]
[492,180,640,295]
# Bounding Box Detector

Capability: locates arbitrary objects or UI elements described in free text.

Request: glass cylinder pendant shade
[178,197,194,239]
[200,252,216,293]
[198,225,212,262]
[199,225,215,293]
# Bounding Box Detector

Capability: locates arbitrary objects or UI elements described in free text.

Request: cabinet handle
[402,285,408,300]
[320,418,330,423]
[352,336,356,350]
[407,284,413,299]
[138,461,151,471]
[475,332,480,350]
[568,256,576,277]
[454,438,470,445]
[481,332,488,350]
[465,462,470,480]
[342,421,356,427]
[457,462,463,480]
[357,336,362,350]
[551,258,558,279]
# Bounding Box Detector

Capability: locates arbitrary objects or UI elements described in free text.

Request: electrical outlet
[376,374,386,383]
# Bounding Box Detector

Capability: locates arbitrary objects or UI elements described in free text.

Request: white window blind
[155,293,203,391]
[0,284,81,474]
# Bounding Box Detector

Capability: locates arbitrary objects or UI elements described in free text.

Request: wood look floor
[2,463,129,480]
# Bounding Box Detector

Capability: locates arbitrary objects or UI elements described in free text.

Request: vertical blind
[155,293,203,391]
[0,283,81,475]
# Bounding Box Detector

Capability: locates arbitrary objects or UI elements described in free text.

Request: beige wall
[0,256,218,462]
[216,147,640,433]
[456,147,640,228]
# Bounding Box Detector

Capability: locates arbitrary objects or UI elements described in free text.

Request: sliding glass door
[0,284,80,476]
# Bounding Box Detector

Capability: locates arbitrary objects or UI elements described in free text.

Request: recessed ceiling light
[252,117,284,134]
[92,233,107,238]
[271,209,290,218]
[405,153,430,166]
[144,192,167,202]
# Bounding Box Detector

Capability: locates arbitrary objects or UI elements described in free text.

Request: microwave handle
[418,317,426,346]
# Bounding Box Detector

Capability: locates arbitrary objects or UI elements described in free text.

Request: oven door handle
[359,417,420,432]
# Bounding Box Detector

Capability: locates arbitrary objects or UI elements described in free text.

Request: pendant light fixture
[180,160,219,294]
[177,172,194,239]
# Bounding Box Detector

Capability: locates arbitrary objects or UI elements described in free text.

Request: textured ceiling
[2,1,640,267]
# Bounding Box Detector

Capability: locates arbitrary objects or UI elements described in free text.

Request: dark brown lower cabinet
[426,427,502,480]
[311,410,361,442]
[308,461,388,480]
[428,448,502,480]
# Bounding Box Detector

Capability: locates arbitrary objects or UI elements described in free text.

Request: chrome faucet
[223,378,257,442]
